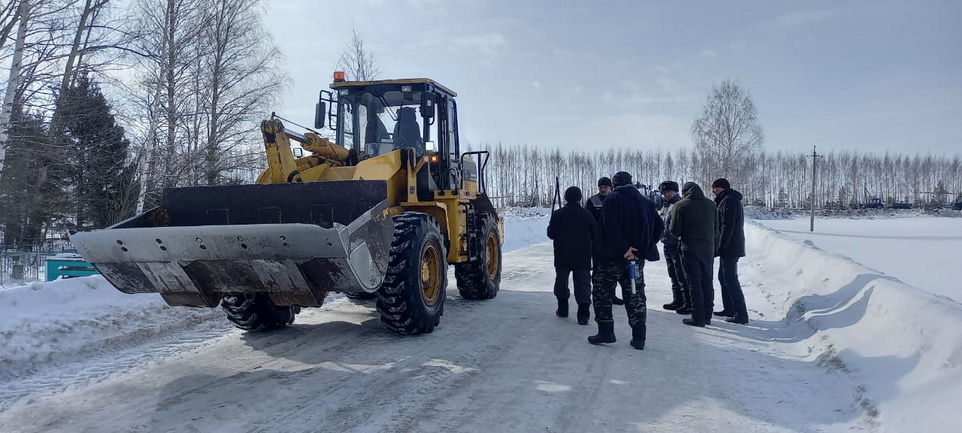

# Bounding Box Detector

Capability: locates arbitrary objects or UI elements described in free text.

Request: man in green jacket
[669,182,718,327]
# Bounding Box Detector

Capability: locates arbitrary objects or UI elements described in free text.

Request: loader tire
[221,293,297,331]
[455,213,502,300]
[376,212,447,334]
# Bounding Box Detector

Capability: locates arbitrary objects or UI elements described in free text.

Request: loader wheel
[455,213,502,300]
[221,293,297,332]
[376,212,447,334]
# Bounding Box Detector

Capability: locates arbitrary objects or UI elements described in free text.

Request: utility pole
[809,146,822,232]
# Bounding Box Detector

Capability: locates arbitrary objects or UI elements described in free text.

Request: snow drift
[0,276,226,387]
[745,222,962,431]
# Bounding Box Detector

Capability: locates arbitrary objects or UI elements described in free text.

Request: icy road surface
[0,244,883,432]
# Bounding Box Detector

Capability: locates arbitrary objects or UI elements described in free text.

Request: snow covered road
[0,239,880,432]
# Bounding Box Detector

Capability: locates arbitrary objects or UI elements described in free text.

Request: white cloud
[700,49,718,59]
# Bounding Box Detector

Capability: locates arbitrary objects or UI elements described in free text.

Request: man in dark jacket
[670,182,718,327]
[588,171,661,350]
[586,176,625,305]
[711,178,749,324]
[547,186,596,325]
[658,181,691,313]
[585,177,612,222]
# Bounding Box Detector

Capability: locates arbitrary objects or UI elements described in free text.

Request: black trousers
[680,251,714,325]
[718,256,749,320]
[554,266,592,306]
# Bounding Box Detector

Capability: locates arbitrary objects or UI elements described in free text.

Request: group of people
[546,172,748,351]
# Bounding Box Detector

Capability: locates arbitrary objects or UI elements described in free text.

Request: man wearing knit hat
[585,177,612,222]
[547,186,596,325]
[588,171,661,350]
[586,176,625,306]
[711,178,749,324]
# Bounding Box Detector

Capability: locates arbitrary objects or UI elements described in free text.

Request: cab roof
[330,78,457,97]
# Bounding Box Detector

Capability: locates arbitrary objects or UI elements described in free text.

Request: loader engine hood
[69,181,393,307]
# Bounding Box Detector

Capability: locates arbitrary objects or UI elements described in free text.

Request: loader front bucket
[69,181,393,307]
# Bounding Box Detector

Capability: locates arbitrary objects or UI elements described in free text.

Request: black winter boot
[725,316,749,325]
[663,285,683,310]
[675,286,692,313]
[713,310,734,318]
[629,326,646,350]
[613,296,625,305]
[556,298,568,318]
[661,287,685,311]
[682,318,705,327]
[576,304,590,325]
[588,322,616,345]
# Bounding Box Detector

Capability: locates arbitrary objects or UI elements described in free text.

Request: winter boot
[663,285,684,310]
[629,326,646,350]
[613,296,625,306]
[682,318,705,328]
[576,304,590,325]
[588,322,616,345]
[555,298,569,318]
[713,310,734,318]
[675,285,692,314]
[725,316,749,325]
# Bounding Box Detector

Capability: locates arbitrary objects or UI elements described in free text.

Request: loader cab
[325,77,465,190]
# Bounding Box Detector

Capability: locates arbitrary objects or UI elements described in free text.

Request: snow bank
[755,217,962,302]
[501,207,551,252]
[0,276,224,383]
[745,222,962,431]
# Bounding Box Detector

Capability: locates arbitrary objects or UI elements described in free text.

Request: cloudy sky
[263,0,961,155]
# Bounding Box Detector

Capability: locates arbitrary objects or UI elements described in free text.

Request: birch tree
[0,0,29,170]
[336,28,381,81]
[197,0,283,185]
[690,80,764,187]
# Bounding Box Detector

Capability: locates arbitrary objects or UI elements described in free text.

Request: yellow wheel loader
[70,75,503,334]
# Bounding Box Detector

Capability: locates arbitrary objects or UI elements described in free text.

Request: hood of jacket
[681,182,707,200]
[715,188,743,204]
[613,184,643,199]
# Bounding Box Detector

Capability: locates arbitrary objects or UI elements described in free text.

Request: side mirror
[420,95,435,119]
[314,101,326,129]
[293,147,304,158]
[425,141,437,153]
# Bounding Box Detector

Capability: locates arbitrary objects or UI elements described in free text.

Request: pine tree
[58,75,139,229]
[776,188,789,209]
[0,107,59,247]
[933,180,947,206]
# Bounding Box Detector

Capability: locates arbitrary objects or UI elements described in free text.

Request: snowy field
[0,209,960,432]
[755,217,962,303]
